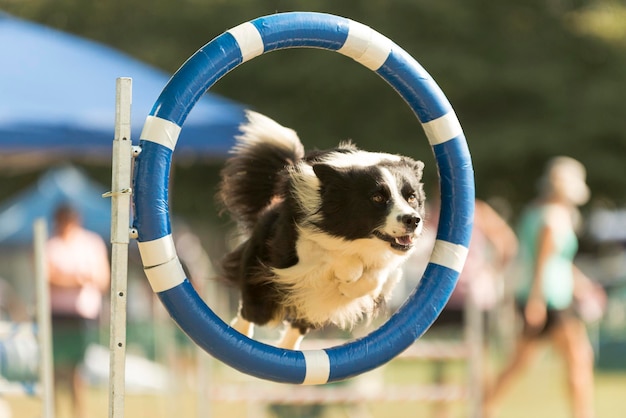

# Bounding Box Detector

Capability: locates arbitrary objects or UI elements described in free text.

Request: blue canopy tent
[0,13,246,166]
[0,165,110,245]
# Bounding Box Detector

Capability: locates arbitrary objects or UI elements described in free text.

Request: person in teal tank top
[516,203,579,312]
[484,157,605,418]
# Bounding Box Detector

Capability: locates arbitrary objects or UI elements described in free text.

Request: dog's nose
[400,214,420,231]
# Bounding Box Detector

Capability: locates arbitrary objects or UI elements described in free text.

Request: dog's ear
[409,159,425,179]
[312,163,345,185]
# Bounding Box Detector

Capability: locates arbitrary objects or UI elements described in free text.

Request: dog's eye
[406,193,417,204]
[371,193,387,204]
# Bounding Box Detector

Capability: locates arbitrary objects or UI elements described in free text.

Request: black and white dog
[218,111,426,349]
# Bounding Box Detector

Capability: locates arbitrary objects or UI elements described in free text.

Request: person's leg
[483,335,540,418]
[53,366,71,417]
[71,318,99,418]
[52,316,75,417]
[551,317,595,418]
[71,366,88,418]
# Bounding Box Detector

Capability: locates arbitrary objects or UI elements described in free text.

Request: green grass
[5,348,625,418]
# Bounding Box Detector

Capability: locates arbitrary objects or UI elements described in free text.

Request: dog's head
[308,152,425,252]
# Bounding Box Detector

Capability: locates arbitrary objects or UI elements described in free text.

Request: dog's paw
[334,257,364,283]
[338,274,382,299]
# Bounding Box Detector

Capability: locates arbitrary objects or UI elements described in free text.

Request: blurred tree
[2,0,625,220]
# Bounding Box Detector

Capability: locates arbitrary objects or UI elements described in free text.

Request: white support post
[108,77,133,418]
[465,289,483,418]
[33,218,55,418]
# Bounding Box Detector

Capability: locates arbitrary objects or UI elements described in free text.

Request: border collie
[218,111,426,349]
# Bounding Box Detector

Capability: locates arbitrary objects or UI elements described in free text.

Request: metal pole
[33,218,55,418]
[465,289,483,418]
[107,77,133,418]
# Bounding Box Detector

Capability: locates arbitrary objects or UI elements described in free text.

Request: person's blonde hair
[537,156,590,206]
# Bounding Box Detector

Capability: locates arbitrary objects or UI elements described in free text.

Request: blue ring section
[149,31,243,127]
[327,262,458,381]
[251,13,350,52]
[133,140,172,242]
[377,48,452,123]
[433,136,474,246]
[133,11,474,384]
[158,280,308,383]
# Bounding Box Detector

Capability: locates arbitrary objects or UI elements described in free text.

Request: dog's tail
[218,110,305,230]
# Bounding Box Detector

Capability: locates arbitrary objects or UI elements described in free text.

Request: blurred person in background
[437,198,518,329]
[483,156,606,418]
[47,204,110,418]
[403,190,518,329]
[418,196,518,418]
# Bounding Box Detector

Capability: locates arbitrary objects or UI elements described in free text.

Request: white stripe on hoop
[302,350,331,385]
[430,239,469,273]
[144,257,186,293]
[338,20,392,71]
[138,234,176,268]
[140,115,182,150]
[421,111,463,146]
[228,22,264,63]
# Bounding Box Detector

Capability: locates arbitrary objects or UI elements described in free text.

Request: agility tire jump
[132,12,474,385]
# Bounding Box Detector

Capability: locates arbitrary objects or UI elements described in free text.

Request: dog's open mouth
[373,230,414,251]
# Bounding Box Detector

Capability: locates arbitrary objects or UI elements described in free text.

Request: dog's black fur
[218,111,425,349]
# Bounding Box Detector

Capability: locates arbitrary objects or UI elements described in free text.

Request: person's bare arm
[525,225,553,328]
[572,264,606,312]
[474,200,518,268]
[47,256,82,287]
[90,238,111,293]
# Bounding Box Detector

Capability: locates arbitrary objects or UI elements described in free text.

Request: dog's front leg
[230,313,254,338]
[276,324,306,350]
[334,257,364,284]
[338,276,379,299]
[379,268,403,300]
[338,270,385,299]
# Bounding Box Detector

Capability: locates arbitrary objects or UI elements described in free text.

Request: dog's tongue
[394,235,413,246]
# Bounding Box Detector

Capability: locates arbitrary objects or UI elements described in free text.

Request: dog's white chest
[271,230,409,327]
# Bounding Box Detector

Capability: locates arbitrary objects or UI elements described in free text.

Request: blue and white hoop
[133,12,474,385]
